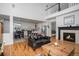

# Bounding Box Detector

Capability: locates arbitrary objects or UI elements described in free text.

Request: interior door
[0,22,3,40]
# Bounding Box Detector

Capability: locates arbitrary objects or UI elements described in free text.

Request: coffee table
[42,41,75,56]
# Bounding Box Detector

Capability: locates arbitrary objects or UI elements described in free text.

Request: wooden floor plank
[3,38,79,56]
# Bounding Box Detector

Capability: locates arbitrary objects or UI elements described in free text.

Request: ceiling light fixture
[12,4,15,8]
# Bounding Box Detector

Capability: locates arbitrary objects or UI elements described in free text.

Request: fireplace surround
[58,26,79,43]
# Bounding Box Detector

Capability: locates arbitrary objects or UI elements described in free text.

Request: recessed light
[12,4,15,8]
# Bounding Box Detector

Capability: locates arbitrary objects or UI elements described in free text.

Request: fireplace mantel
[58,26,79,40]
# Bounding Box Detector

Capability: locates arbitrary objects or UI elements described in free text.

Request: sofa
[28,34,50,50]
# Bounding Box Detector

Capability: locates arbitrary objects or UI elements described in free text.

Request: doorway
[51,21,56,36]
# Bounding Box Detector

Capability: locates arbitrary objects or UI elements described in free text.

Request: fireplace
[63,33,75,42]
[58,26,79,43]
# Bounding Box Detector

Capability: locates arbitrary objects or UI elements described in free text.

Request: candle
[54,42,58,46]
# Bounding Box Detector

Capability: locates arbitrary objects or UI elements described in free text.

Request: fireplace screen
[63,33,75,42]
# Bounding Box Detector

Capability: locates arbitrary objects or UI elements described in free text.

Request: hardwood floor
[3,38,79,56]
[4,39,45,56]
[74,44,79,56]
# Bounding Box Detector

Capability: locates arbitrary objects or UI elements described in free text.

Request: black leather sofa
[28,34,50,50]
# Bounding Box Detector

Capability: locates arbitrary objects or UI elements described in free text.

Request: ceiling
[0,3,55,22]
[11,3,48,21]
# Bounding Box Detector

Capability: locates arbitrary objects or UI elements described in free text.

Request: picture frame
[64,15,75,25]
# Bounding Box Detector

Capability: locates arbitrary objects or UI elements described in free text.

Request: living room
[0,3,79,56]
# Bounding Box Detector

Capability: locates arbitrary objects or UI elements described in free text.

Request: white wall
[3,16,14,45]
[3,34,12,45]
[56,10,79,43]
